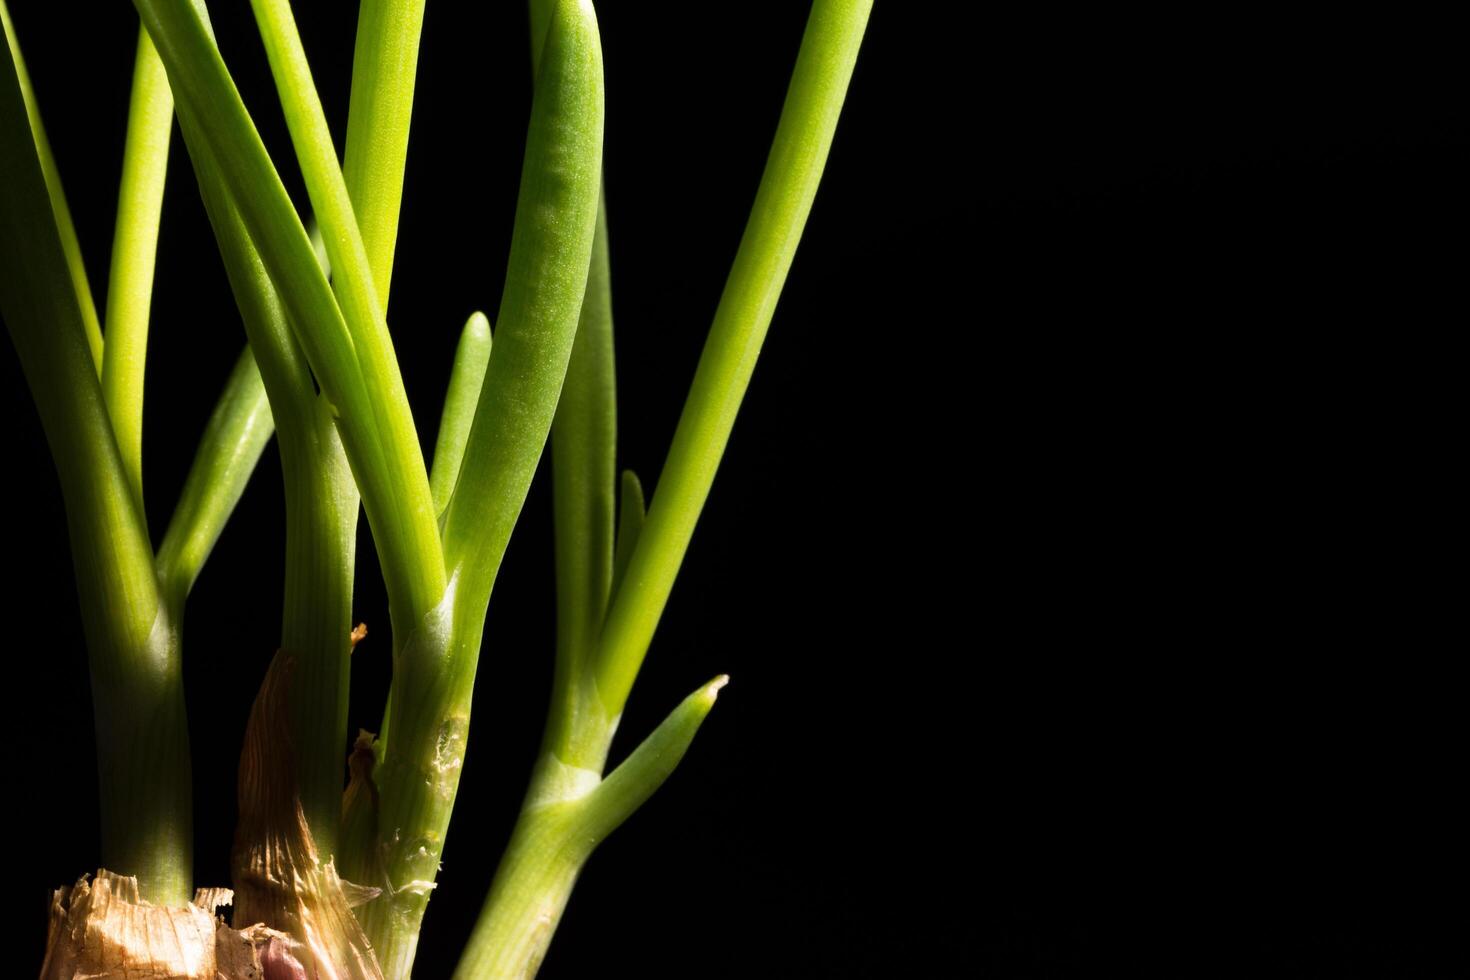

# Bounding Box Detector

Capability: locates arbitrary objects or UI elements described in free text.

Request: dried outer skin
[38,655,385,978]
[40,870,217,979]
[337,729,383,892]
[37,869,296,979]
[231,651,384,979]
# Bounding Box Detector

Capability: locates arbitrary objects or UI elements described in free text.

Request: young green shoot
[6,2,871,973]
[100,28,173,513]
[455,2,872,976]
[0,0,103,371]
[2,3,288,903]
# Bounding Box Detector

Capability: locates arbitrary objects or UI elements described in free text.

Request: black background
[4,3,1463,977]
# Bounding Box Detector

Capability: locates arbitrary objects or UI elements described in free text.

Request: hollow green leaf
[579,674,727,844]
[344,0,426,307]
[595,0,874,718]
[247,0,444,632]
[0,0,103,372]
[551,195,617,673]
[440,0,605,625]
[609,468,645,606]
[2,32,186,903]
[154,347,273,614]
[430,311,492,519]
[100,26,174,514]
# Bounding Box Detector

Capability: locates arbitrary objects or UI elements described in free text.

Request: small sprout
[4,0,869,976]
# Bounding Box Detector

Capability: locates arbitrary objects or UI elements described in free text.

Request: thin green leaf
[154,347,273,614]
[579,674,726,844]
[595,0,874,717]
[541,196,617,773]
[176,101,318,438]
[361,4,606,973]
[101,26,174,513]
[609,468,644,604]
[344,0,427,307]
[430,311,492,519]
[1,13,158,668]
[0,0,103,373]
[441,0,605,624]
[550,196,616,673]
[451,674,726,980]
[247,0,444,632]
[2,34,188,903]
[134,0,437,635]
[178,102,359,857]
[307,217,331,277]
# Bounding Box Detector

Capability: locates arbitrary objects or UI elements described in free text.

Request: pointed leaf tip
[576,673,728,844]
[700,674,730,706]
[466,310,491,338]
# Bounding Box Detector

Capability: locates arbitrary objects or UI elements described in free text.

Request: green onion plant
[2,1,870,975]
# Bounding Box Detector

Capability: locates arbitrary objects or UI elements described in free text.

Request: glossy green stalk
[248,0,444,637]
[155,347,274,615]
[235,0,431,861]
[142,0,435,893]
[451,4,730,972]
[344,0,426,306]
[276,409,358,861]
[325,0,432,867]
[337,0,431,765]
[595,0,873,716]
[176,95,358,859]
[609,469,645,600]
[2,40,188,904]
[166,0,357,850]
[457,196,630,978]
[101,27,173,512]
[546,197,617,769]
[358,3,605,973]
[454,676,727,979]
[133,0,436,639]
[0,0,103,373]
[429,311,493,518]
[464,3,872,960]
[440,0,604,626]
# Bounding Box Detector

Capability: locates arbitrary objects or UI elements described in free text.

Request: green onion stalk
[454,2,873,975]
[2,3,274,906]
[6,0,871,974]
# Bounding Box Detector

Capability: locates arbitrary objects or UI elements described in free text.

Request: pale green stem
[277,408,358,858]
[455,4,728,974]
[359,3,606,973]
[439,0,604,631]
[155,347,274,615]
[595,0,873,717]
[546,196,617,769]
[344,0,426,308]
[352,593,463,980]
[133,0,425,641]
[2,39,187,904]
[177,99,359,858]
[429,311,493,519]
[332,0,432,876]
[248,0,444,638]
[459,2,872,963]
[150,0,430,884]
[609,469,645,602]
[101,26,174,513]
[0,0,103,372]
[454,677,727,979]
[171,0,353,846]
[452,808,585,980]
